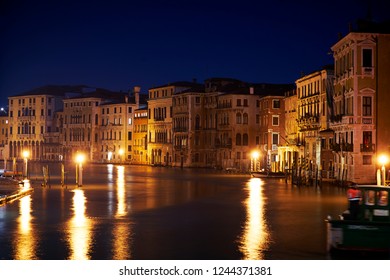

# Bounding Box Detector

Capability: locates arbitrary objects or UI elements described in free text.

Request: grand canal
[0,163,348,260]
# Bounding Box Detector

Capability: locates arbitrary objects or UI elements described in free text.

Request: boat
[250,171,286,178]
[326,185,390,255]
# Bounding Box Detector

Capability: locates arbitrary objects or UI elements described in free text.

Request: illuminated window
[377,191,388,206]
[365,190,375,205]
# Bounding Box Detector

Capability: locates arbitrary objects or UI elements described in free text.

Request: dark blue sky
[1,0,389,105]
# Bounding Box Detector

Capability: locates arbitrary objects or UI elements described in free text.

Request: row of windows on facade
[173,96,281,109]
[63,131,133,142]
[10,97,53,105]
[63,114,133,125]
[101,107,132,114]
[334,48,373,76]
[9,108,52,117]
[65,101,99,108]
[297,79,328,99]
[11,125,53,134]
[333,96,372,116]
[150,88,173,99]
[150,99,281,119]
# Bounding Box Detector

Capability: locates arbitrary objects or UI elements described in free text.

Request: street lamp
[378,154,389,186]
[22,150,30,179]
[251,151,260,172]
[75,153,85,187]
[119,149,124,164]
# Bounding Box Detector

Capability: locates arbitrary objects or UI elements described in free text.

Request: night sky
[1,0,389,106]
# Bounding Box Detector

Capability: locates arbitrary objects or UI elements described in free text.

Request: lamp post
[75,153,85,187]
[378,154,389,186]
[119,149,124,164]
[22,150,30,179]
[251,151,259,172]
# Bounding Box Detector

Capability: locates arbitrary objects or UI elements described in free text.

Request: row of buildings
[1,19,390,184]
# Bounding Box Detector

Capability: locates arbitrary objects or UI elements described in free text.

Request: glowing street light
[119,149,124,164]
[378,154,389,186]
[22,150,30,178]
[75,153,85,187]
[251,151,260,172]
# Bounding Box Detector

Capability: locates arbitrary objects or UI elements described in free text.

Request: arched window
[243,113,248,124]
[236,113,242,124]
[243,133,249,146]
[236,133,242,146]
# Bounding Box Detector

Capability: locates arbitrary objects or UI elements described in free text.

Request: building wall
[133,108,148,165]
[99,102,135,163]
[258,95,285,172]
[0,113,8,162]
[331,32,390,184]
[296,68,334,180]
[62,97,102,162]
[7,94,62,160]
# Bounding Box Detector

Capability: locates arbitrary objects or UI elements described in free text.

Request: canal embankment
[0,177,33,206]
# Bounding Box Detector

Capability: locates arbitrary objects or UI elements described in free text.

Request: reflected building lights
[68,189,92,260]
[107,164,114,215]
[239,178,270,260]
[116,165,127,217]
[14,195,36,259]
[112,165,131,259]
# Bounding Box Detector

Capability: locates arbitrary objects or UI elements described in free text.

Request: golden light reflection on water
[68,189,92,260]
[116,165,127,217]
[14,194,36,259]
[113,165,131,259]
[239,178,270,260]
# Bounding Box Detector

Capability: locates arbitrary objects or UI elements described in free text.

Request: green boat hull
[327,220,390,252]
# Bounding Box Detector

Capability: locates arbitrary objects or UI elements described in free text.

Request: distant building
[147,81,201,166]
[0,108,8,162]
[330,19,390,184]
[258,94,286,172]
[278,89,299,172]
[62,86,143,162]
[62,89,116,162]
[295,66,335,181]
[133,106,148,165]
[7,85,69,160]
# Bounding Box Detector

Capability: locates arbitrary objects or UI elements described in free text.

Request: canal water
[0,163,348,260]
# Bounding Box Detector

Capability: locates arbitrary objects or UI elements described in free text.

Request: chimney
[249,87,254,94]
[133,86,141,107]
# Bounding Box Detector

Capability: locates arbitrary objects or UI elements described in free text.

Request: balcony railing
[361,143,375,152]
[331,143,354,152]
[173,127,188,132]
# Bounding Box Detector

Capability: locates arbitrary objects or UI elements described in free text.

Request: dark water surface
[0,163,347,260]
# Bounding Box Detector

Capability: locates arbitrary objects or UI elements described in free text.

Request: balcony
[173,127,188,132]
[362,67,374,77]
[361,143,375,152]
[362,118,372,124]
[331,143,354,152]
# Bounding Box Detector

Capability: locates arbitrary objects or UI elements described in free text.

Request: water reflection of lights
[15,195,36,259]
[68,189,92,260]
[116,165,127,217]
[107,164,114,214]
[239,178,270,260]
[113,165,131,259]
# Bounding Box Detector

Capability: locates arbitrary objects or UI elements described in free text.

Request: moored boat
[326,185,390,255]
